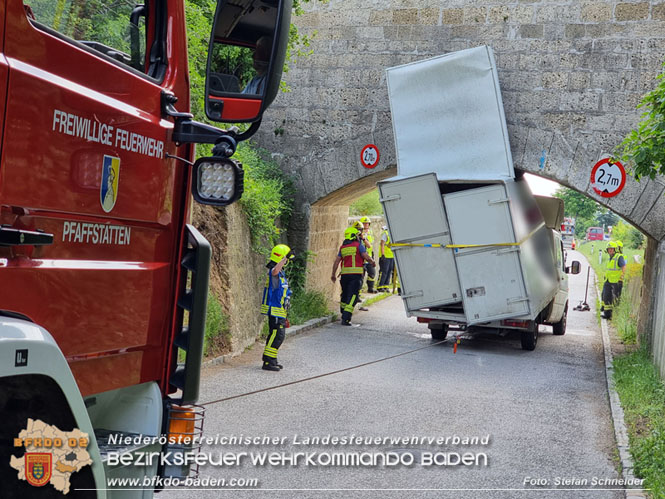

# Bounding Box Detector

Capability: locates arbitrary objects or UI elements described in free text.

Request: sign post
[590,158,626,198]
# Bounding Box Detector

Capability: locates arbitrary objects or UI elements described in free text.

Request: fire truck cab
[0,0,291,496]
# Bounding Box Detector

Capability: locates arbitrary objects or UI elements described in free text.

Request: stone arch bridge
[252,0,665,369]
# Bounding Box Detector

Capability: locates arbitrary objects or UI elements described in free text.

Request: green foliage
[614,347,665,497]
[350,190,383,216]
[596,210,619,228]
[235,143,295,253]
[30,0,146,71]
[185,0,218,121]
[612,221,645,249]
[614,296,638,344]
[574,216,596,239]
[284,250,315,295]
[204,290,230,356]
[617,64,665,181]
[553,187,598,220]
[288,290,330,325]
[284,251,332,325]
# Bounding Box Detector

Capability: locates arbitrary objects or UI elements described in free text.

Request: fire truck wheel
[429,324,449,340]
[552,303,568,336]
[520,325,538,351]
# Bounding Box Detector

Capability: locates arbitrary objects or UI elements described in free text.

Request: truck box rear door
[443,183,531,324]
[378,173,461,311]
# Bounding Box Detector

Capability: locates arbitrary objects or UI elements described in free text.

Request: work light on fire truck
[192,156,244,206]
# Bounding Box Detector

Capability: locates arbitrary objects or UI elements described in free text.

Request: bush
[235,143,295,253]
[288,290,330,326]
[612,220,645,249]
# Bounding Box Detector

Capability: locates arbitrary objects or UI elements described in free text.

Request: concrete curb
[596,279,647,498]
[202,315,334,368]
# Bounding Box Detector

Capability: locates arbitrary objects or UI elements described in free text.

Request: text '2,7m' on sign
[360,144,380,169]
[590,158,626,198]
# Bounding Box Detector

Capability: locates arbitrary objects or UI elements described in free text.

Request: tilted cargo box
[378,174,558,325]
[380,46,562,328]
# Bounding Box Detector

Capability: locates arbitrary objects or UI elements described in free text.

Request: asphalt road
[162,250,621,499]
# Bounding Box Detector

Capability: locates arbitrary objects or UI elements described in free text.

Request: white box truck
[379,46,579,350]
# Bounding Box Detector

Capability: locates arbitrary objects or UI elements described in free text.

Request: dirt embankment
[192,203,266,356]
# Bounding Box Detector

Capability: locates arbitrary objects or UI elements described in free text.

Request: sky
[525,173,560,197]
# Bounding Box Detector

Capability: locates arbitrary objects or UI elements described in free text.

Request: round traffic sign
[360,144,380,169]
[590,158,626,198]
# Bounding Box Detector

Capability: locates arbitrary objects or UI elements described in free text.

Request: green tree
[596,210,619,228]
[611,220,645,249]
[616,64,665,180]
[553,187,598,220]
[574,216,596,239]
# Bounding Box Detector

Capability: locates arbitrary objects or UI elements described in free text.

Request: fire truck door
[0,3,182,396]
[0,3,8,157]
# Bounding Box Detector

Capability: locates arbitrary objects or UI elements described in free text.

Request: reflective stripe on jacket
[605,255,622,284]
[382,230,394,258]
[261,270,291,318]
[364,233,374,257]
[340,240,364,274]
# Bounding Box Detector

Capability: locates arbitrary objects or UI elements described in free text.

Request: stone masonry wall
[256,0,665,240]
[251,0,665,362]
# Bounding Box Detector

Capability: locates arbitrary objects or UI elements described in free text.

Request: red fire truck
[1,0,290,496]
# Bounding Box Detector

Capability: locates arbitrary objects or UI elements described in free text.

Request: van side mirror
[205,0,292,123]
[567,260,581,274]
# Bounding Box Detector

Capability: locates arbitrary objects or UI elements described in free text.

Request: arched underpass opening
[301,168,656,359]
[304,168,395,305]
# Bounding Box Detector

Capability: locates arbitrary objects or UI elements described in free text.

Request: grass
[613,293,638,344]
[577,241,643,282]
[288,289,331,326]
[577,241,643,340]
[203,291,230,356]
[614,347,665,498]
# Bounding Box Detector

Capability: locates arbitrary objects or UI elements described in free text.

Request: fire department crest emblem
[100,155,120,213]
[25,453,52,487]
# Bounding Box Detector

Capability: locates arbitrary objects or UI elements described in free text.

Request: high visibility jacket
[363,232,374,257]
[261,270,291,318]
[382,230,394,258]
[605,254,622,283]
[340,240,364,274]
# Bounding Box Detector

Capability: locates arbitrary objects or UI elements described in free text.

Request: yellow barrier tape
[389,222,546,250]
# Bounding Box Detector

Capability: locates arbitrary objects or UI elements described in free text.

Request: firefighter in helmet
[331,226,375,325]
[377,225,394,292]
[359,216,377,293]
[260,244,294,371]
[600,241,626,319]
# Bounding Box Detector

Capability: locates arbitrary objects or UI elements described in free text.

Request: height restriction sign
[590,158,626,198]
[360,144,380,169]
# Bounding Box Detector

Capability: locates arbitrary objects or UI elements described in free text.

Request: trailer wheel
[552,302,568,336]
[520,325,538,351]
[429,324,449,340]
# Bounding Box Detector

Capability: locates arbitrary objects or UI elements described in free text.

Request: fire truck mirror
[205,0,292,123]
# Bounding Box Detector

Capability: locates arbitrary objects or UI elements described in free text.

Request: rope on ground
[200,339,447,408]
